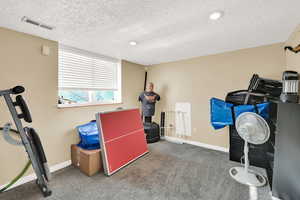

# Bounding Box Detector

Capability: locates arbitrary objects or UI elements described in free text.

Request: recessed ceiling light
[129,41,137,46]
[209,11,224,21]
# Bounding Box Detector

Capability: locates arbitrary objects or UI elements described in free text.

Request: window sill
[57,102,123,109]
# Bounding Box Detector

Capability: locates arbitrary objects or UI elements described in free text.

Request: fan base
[229,167,267,187]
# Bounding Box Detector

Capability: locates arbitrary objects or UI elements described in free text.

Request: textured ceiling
[0,0,300,65]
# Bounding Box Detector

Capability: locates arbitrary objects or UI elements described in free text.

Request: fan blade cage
[235,112,270,144]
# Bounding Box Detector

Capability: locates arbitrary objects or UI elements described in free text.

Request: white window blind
[59,45,119,91]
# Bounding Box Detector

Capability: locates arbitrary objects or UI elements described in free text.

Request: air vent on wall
[21,16,54,30]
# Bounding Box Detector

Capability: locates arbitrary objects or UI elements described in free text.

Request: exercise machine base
[144,122,160,143]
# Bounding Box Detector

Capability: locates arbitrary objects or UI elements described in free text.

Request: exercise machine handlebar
[12,86,25,94]
[0,86,32,123]
[0,85,24,96]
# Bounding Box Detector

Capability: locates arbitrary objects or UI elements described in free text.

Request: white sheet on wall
[175,102,191,137]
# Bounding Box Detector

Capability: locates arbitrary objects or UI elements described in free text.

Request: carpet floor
[0,141,272,200]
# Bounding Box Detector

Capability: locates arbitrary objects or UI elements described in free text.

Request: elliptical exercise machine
[0,86,51,197]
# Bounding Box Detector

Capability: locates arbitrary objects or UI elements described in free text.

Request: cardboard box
[71,144,102,176]
[71,144,80,167]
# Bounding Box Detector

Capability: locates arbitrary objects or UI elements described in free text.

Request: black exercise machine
[0,86,51,197]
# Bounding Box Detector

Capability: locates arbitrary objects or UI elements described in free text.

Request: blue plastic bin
[76,121,101,150]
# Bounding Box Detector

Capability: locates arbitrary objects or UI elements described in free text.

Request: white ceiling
[1,0,300,65]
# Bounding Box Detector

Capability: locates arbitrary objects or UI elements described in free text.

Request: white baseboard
[0,160,71,191]
[162,136,184,144]
[271,196,281,200]
[49,160,72,173]
[164,136,229,153]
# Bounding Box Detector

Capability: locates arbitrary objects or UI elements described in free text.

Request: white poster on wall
[175,102,191,137]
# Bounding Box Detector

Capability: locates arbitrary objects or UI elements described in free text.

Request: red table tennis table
[96,108,148,176]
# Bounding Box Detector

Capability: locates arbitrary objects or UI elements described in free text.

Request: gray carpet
[1,141,272,200]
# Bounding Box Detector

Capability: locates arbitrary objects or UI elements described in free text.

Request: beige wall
[285,24,300,71]
[148,43,285,148]
[0,27,145,185]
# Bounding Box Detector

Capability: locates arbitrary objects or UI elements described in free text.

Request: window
[58,45,121,107]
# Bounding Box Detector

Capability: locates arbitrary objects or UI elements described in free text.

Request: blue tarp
[210,98,234,130]
[210,98,270,130]
[233,103,270,119]
[77,121,101,150]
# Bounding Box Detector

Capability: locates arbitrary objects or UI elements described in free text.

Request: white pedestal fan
[229,112,270,187]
